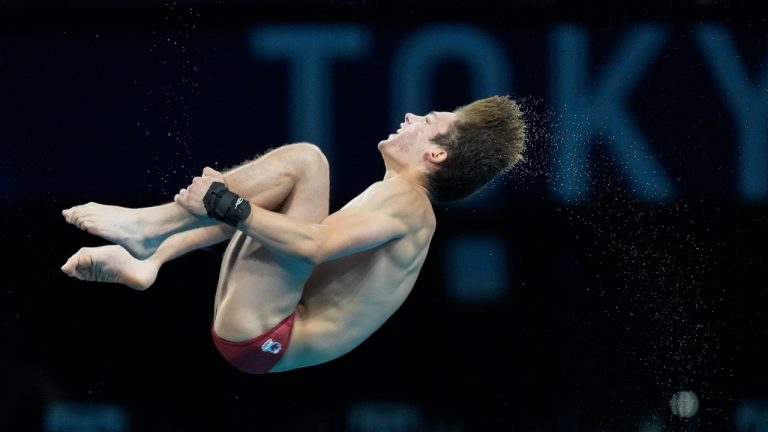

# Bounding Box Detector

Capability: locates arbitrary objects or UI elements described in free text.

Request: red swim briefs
[211,312,295,374]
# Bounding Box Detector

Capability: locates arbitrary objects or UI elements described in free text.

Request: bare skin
[62,111,459,372]
[62,167,229,260]
[62,202,212,260]
[61,245,158,290]
[62,204,164,259]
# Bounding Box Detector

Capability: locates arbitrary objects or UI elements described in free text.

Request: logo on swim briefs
[261,338,282,354]
[234,197,244,209]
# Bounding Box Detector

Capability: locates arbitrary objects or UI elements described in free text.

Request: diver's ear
[425,148,447,165]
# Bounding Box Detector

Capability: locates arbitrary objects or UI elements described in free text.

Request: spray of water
[144,1,202,196]
[510,94,728,426]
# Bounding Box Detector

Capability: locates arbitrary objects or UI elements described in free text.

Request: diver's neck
[382,157,427,187]
[382,166,428,192]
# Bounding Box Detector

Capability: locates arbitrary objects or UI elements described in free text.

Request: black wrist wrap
[203,182,251,227]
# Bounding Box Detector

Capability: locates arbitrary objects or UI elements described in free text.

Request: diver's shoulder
[378,179,435,231]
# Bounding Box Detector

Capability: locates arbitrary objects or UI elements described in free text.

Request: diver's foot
[61,245,158,291]
[62,203,162,259]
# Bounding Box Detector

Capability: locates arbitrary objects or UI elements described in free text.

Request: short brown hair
[426,95,527,202]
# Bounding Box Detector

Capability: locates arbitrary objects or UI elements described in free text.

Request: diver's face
[378,111,457,161]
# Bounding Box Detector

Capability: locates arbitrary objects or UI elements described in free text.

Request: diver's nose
[404,113,415,123]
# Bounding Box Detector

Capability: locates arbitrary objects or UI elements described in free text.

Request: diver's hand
[175,175,216,217]
[201,166,225,183]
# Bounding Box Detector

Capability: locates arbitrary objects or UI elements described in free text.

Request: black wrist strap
[203,182,251,227]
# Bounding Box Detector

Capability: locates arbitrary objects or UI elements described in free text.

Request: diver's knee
[281,143,329,182]
[285,143,328,169]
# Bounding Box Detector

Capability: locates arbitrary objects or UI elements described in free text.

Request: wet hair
[426,95,527,203]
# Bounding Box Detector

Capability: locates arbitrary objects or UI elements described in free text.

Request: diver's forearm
[235,204,322,263]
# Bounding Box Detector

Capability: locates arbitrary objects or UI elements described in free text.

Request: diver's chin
[378,134,396,148]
